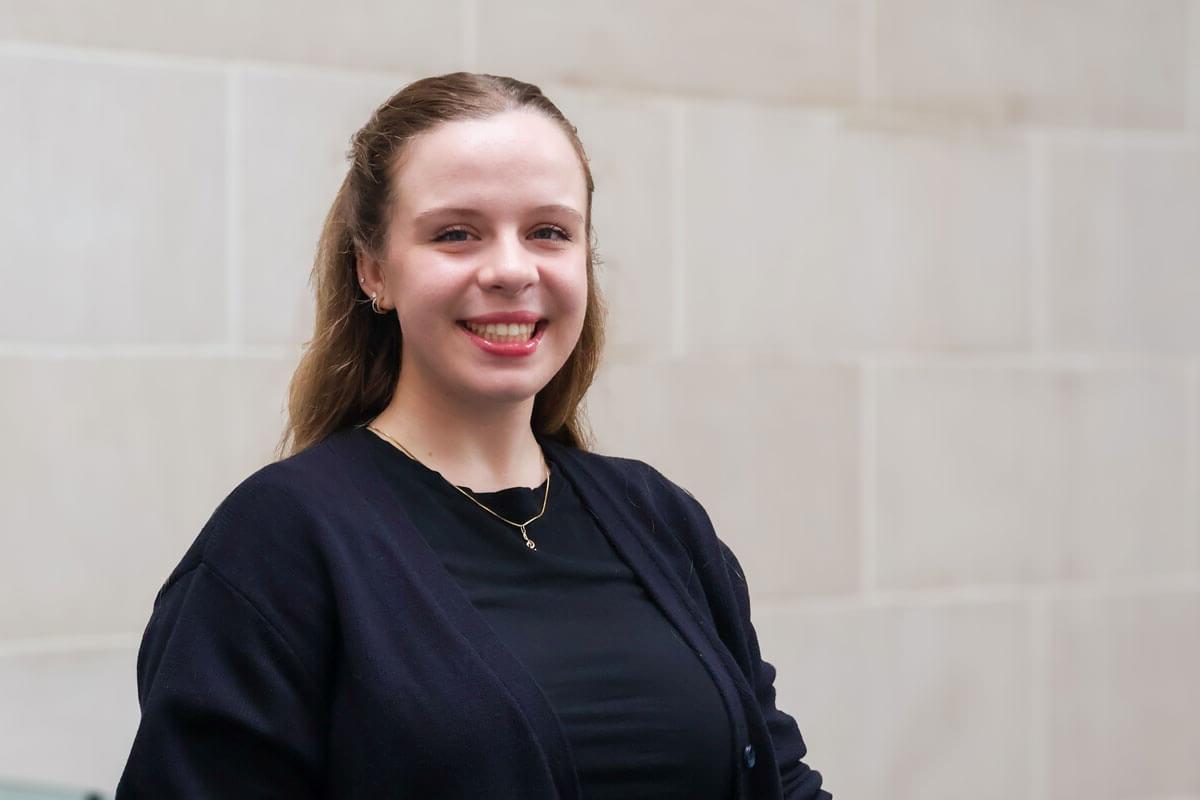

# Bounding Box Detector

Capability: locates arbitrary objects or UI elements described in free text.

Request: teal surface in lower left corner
[0,782,107,800]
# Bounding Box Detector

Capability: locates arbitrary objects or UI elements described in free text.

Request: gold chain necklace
[365,423,549,551]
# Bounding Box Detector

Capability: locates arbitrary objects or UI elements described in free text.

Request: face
[364,109,590,411]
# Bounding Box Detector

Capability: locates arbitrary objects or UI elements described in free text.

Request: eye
[531,225,572,242]
[433,226,473,243]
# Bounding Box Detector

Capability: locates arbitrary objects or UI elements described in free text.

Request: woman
[116,72,830,800]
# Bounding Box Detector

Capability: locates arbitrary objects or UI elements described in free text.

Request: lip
[459,311,545,325]
[458,320,548,358]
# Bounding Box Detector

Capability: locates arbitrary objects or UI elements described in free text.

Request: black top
[363,429,736,799]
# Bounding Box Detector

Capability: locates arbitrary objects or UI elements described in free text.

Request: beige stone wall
[1,2,1197,797]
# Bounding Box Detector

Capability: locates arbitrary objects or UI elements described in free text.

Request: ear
[356,251,389,309]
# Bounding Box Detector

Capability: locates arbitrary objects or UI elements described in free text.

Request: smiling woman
[358,106,591,427]
[114,73,830,800]
[280,74,607,468]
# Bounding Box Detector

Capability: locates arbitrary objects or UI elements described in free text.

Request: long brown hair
[275,73,606,459]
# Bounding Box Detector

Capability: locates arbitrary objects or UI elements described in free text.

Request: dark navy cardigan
[116,425,830,799]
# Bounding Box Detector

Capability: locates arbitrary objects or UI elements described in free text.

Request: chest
[318,507,748,798]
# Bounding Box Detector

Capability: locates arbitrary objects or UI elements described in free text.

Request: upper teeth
[465,322,536,337]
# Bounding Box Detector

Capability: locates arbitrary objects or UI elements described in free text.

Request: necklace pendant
[519,524,537,550]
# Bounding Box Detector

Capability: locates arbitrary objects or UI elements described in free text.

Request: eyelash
[433,225,572,243]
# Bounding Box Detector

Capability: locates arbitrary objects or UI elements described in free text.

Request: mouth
[457,319,548,343]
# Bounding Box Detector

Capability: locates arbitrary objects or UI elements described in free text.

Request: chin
[462,377,551,406]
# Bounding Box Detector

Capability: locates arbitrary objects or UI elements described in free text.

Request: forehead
[391,109,586,215]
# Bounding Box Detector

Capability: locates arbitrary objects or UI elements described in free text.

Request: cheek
[564,272,590,340]
[564,256,590,308]
[398,262,466,312]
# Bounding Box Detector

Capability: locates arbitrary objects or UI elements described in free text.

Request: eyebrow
[412,204,584,226]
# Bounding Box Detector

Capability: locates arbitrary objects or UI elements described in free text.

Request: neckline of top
[358,424,563,501]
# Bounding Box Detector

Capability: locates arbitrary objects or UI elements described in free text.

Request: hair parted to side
[274,72,607,460]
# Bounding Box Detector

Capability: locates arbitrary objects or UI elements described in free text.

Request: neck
[369,369,547,493]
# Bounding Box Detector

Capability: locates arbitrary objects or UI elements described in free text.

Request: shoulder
[551,442,691,516]
[550,440,734,575]
[592,449,718,538]
[143,439,345,697]
[545,438,688,500]
[221,437,343,513]
[210,439,341,542]
[158,435,349,601]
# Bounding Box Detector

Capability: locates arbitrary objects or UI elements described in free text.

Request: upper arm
[116,562,325,798]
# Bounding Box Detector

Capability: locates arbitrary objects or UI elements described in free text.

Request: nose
[478,231,539,295]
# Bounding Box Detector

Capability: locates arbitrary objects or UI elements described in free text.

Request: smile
[462,321,538,342]
[457,320,548,357]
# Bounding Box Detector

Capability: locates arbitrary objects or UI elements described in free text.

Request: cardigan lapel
[327,428,582,800]
[540,438,752,765]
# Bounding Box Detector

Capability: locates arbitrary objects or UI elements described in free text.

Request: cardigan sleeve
[717,539,831,800]
[115,561,325,798]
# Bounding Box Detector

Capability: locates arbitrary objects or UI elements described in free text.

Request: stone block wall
[2,2,1197,796]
